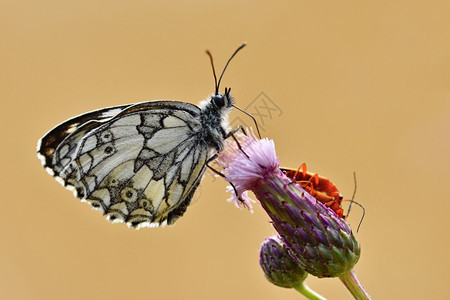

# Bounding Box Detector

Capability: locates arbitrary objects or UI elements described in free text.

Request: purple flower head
[215,129,280,204]
[216,130,361,278]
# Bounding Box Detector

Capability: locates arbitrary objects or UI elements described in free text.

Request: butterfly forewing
[38,101,214,228]
[38,105,132,174]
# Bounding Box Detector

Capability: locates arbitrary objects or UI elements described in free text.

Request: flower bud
[259,235,307,288]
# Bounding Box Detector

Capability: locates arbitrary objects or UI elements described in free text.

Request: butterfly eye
[212,95,226,108]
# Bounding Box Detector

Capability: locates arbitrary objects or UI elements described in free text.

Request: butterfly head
[199,88,234,116]
[211,87,234,110]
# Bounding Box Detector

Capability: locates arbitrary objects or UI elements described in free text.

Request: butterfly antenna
[205,50,219,95]
[217,42,247,92]
[232,104,262,139]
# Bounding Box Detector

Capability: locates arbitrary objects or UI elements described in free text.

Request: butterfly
[281,163,347,218]
[37,43,246,229]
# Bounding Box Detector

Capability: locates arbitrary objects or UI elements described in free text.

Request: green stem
[293,282,327,300]
[339,270,371,300]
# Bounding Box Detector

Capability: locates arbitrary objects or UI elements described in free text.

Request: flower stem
[338,270,371,300]
[293,282,327,300]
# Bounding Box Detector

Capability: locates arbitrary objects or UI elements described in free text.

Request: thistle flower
[216,131,370,299]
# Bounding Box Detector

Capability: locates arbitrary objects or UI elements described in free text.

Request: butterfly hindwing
[39,101,210,228]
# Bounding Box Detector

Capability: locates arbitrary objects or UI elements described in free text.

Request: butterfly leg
[225,126,250,159]
[230,133,250,159]
[239,126,247,136]
[206,155,243,202]
[225,125,244,137]
[234,125,260,138]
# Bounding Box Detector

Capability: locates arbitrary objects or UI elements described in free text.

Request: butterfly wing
[38,101,209,228]
[38,105,132,174]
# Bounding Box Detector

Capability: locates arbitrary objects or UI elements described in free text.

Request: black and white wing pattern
[38,43,246,229]
[38,101,216,228]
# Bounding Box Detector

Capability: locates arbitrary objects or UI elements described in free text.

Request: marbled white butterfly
[37,43,246,229]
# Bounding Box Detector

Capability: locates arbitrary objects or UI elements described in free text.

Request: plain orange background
[2,1,449,299]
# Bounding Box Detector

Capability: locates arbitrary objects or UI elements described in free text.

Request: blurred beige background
[1,1,449,299]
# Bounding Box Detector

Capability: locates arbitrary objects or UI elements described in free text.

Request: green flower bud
[259,235,307,288]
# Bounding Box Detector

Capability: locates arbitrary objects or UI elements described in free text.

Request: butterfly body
[281,163,345,218]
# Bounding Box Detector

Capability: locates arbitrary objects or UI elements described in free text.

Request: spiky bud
[260,235,308,288]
